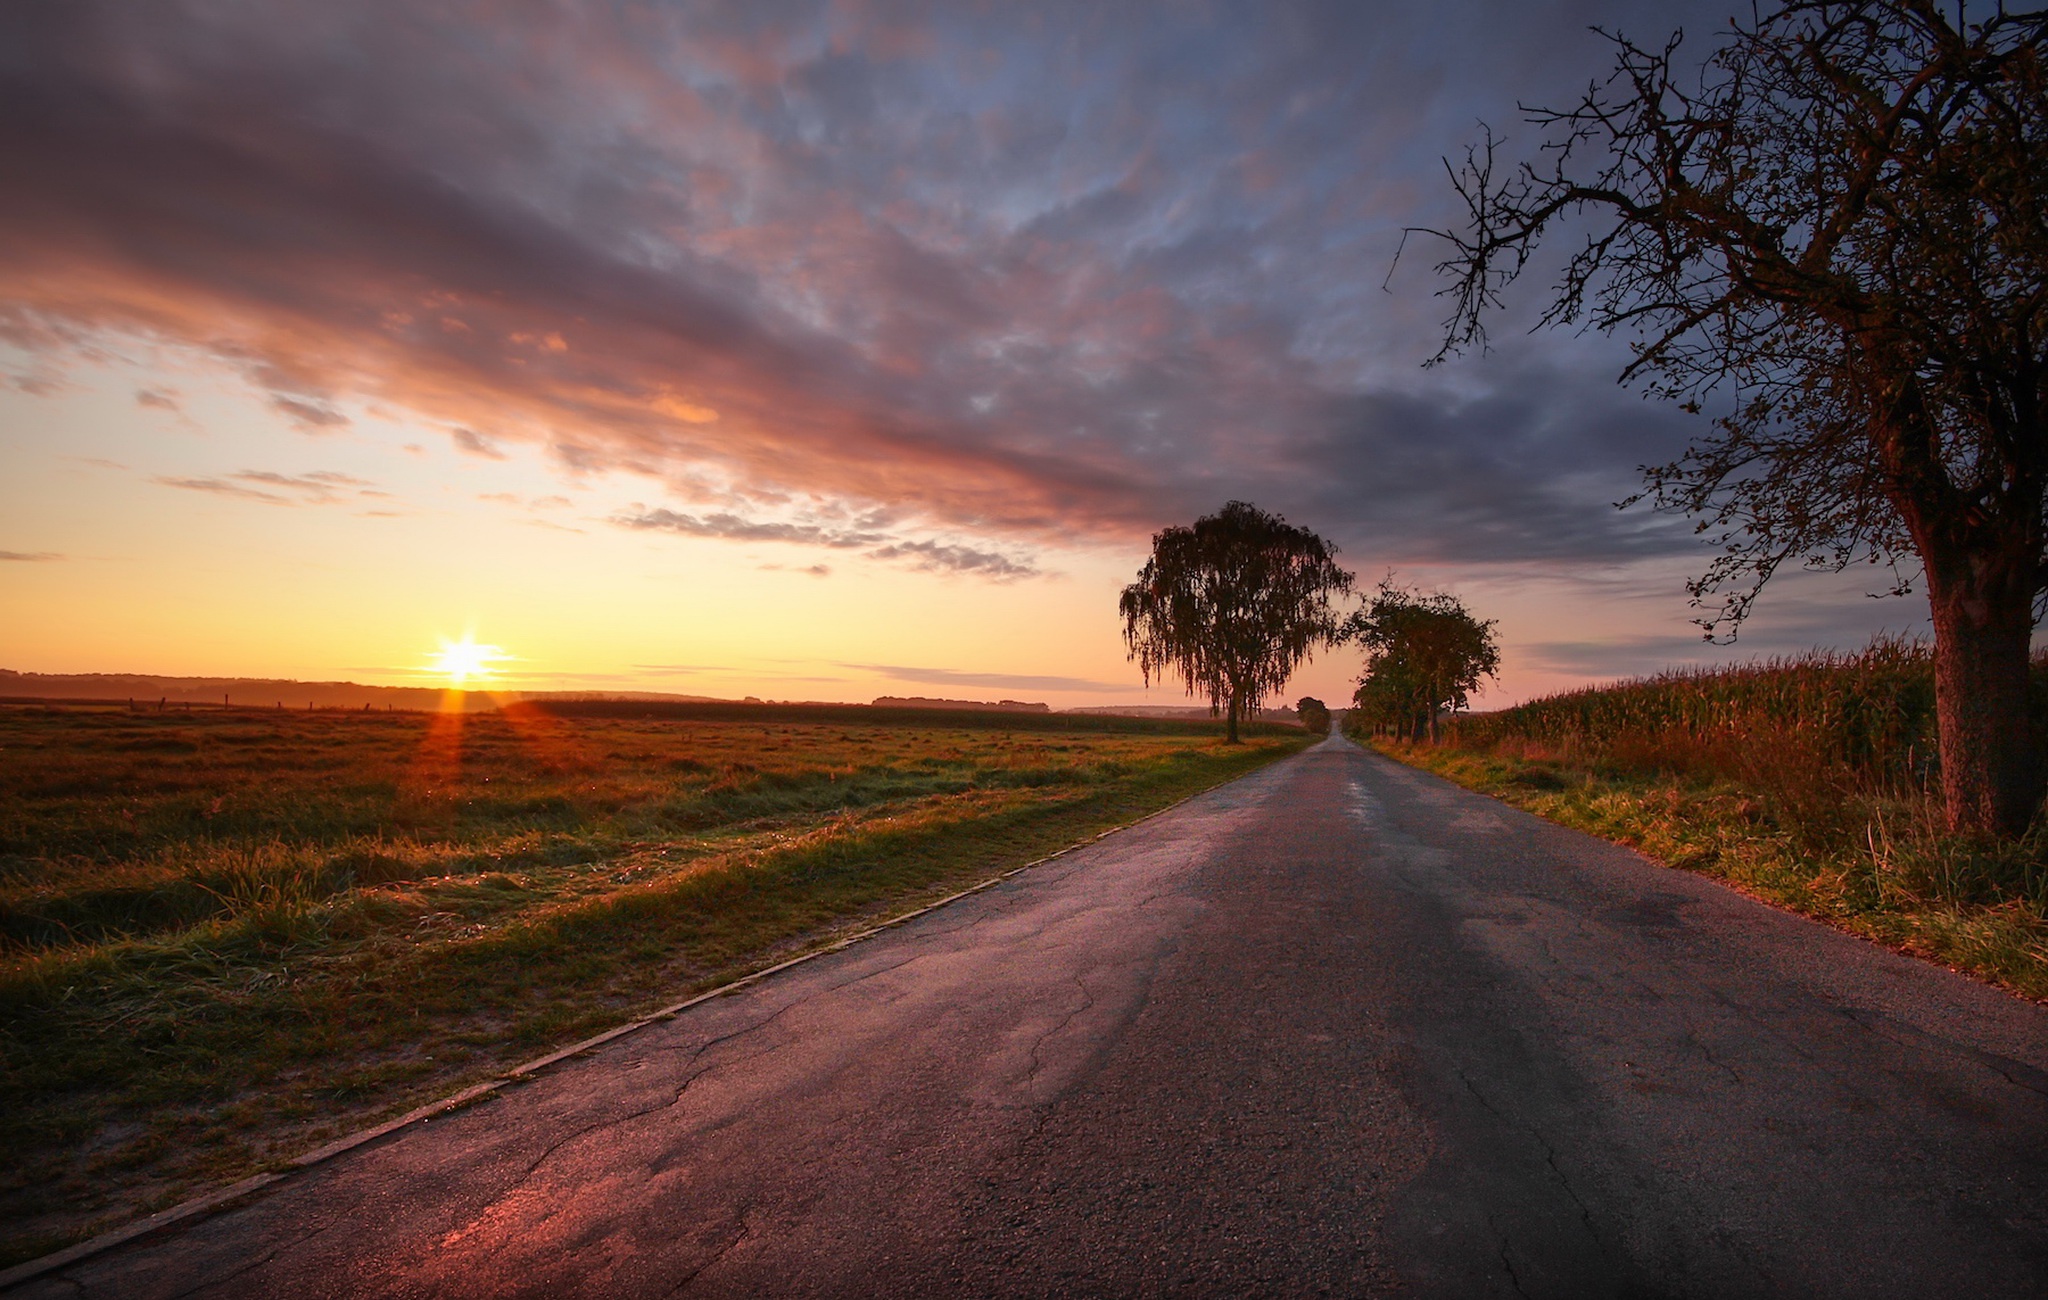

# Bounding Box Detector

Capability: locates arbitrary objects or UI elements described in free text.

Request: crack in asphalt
[160,1204,352,1300]
[661,1204,754,1297]
[1489,1214,1531,1299]
[637,947,940,1064]
[1456,1070,1606,1253]
[1682,1024,1746,1086]
[508,1088,687,1187]
[1023,974,1097,1093]
[896,878,1049,940]
[972,926,1190,1192]
[1679,981,1900,1118]
[501,947,969,1188]
[1834,1005,2048,1099]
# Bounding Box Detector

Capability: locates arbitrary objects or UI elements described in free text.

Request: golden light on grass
[427,635,509,688]
[0,704,1307,1264]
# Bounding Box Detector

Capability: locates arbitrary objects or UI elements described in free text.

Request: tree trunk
[1923,545,2041,836]
[1225,689,1242,744]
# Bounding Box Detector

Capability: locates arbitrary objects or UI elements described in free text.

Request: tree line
[1119,501,1498,746]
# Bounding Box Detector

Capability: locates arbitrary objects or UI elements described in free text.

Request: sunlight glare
[428,635,509,687]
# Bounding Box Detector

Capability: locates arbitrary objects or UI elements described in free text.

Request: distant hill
[0,670,720,713]
[871,696,1050,713]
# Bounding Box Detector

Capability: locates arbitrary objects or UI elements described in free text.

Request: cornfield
[1449,637,1956,792]
[1427,637,2048,922]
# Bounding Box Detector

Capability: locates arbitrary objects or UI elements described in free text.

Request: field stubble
[0,702,1308,1265]
[1359,639,2048,1001]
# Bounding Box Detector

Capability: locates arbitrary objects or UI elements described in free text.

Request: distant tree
[1120,502,1353,743]
[1344,581,1500,742]
[1422,1,2048,834]
[1348,661,1429,741]
[1296,696,1332,735]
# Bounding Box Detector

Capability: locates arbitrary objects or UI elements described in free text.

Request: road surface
[11,733,2047,1297]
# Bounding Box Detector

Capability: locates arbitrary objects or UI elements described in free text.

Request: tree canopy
[1425,0,2048,834]
[1119,501,1352,743]
[1295,696,1332,735]
[1343,580,1500,743]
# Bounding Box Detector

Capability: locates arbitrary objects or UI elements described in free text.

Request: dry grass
[0,701,1310,1264]
[1354,640,2047,1003]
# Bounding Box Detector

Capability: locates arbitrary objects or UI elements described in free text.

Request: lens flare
[427,635,508,686]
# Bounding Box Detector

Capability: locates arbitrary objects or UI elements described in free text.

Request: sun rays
[427,635,510,688]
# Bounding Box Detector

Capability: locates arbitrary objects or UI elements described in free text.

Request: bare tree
[1425,0,2048,835]
[1120,502,1352,743]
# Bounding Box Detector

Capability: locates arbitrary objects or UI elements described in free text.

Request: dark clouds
[616,508,888,548]
[0,0,1722,570]
[864,539,1038,579]
[615,506,1039,576]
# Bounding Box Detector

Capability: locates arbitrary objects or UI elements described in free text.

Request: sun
[428,635,508,687]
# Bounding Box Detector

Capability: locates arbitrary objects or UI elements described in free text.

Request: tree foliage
[1295,696,1332,735]
[1425,0,2048,834]
[1119,502,1352,743]
[1343,581,1501,742]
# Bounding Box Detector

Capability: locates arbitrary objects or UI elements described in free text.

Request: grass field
[0,701,1310,1264]
[1353,641,2048,1003]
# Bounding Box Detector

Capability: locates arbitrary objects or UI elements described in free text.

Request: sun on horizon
[427,635,509,688]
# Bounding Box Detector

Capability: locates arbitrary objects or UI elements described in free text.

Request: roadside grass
[1351,641,2047,1003]
[0,703,1311,1265]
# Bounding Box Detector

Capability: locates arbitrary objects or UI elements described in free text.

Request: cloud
[864,539,1037,579]
[1,0,1737,583]
[451,427,508,460]
[134,388,179,410]
[849,664,1134,694]
[616,506,1037,579]
[615,508,886,549]
[154,468,380,505]
[271,395,349,430]
[0,550,62,561]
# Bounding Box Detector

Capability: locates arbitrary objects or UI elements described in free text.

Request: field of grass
[0,701,1310,1264]
[1352,640,2048,1002]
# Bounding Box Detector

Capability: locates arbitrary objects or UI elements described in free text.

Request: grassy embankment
[1349,639,2047,1001]
[0,701,1310,1264]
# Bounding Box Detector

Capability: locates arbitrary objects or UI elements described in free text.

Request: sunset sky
[0,0,1936,709]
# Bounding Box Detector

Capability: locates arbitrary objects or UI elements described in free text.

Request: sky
[0,0,1937,709]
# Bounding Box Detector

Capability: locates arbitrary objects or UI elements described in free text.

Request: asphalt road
[13,733,2047,1298]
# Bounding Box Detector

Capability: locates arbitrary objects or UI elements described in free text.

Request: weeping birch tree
[1119,502,1352,743]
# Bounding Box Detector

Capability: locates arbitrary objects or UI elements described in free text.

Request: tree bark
[1868,373,2044,837]
[1225,689,1242,744]
[1923,543,2041,836]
